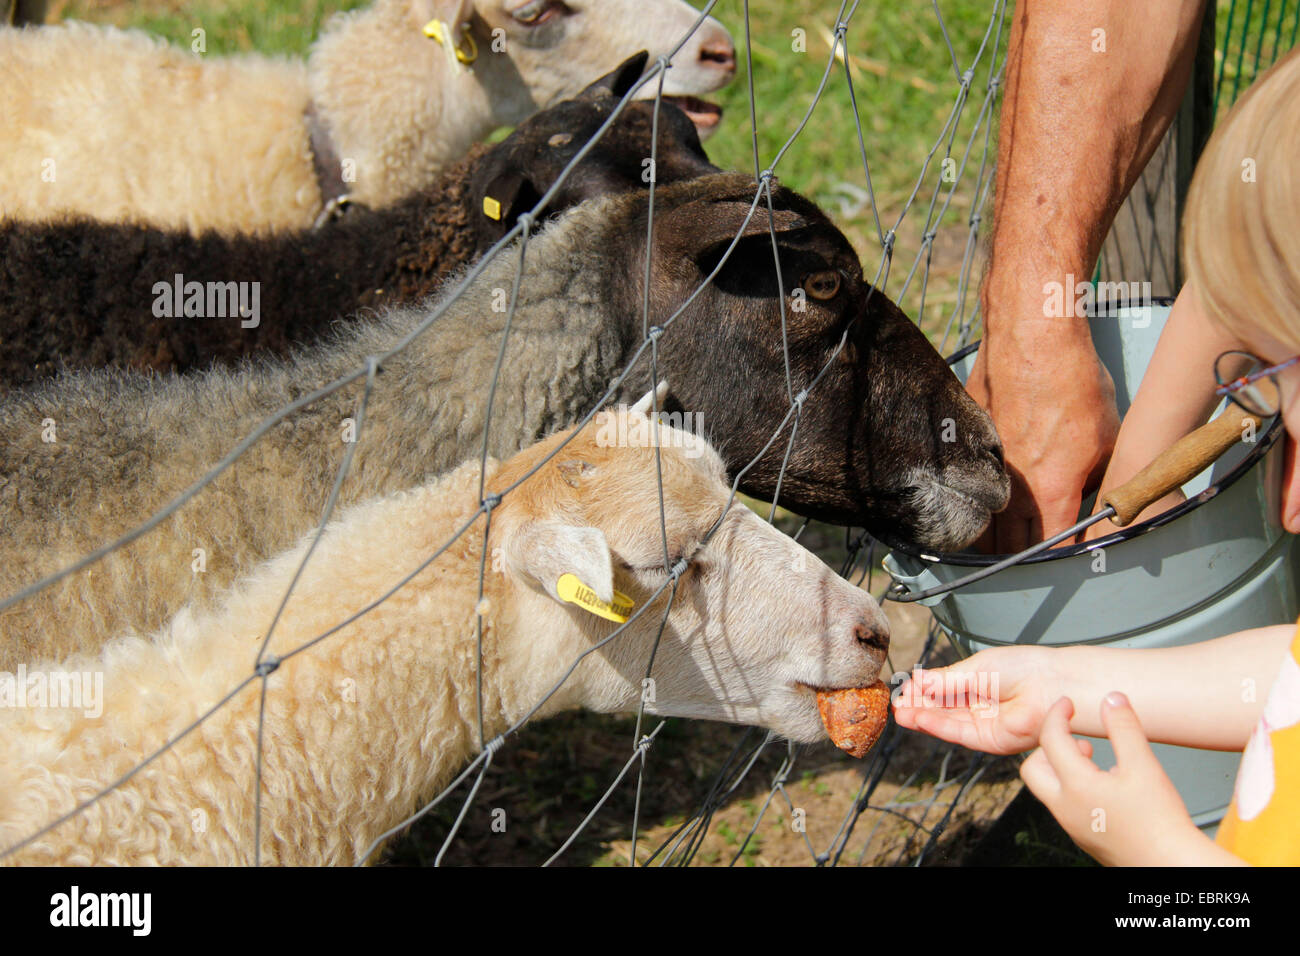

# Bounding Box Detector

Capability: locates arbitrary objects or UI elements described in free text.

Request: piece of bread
[816,681,891,758]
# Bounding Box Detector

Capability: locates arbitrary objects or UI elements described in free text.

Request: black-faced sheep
[0,54,717,390]
[0,408,889,865]
[0,0,734,234]
[0,173,1009,670]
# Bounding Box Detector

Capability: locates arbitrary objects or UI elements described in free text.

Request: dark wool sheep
[0,54,716,390]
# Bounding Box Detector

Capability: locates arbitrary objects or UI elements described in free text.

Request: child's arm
[1083,284,1240,540]
[896,624,1292,753]
[1054,624,1291,750]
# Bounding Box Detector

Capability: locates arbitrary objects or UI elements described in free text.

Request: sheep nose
[699,39,736,75]
[853,619,890,654]
[983,434,1005,471]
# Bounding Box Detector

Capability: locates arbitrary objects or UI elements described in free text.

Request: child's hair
[1183,46,1300,348]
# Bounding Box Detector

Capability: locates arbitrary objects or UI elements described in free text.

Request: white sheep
[0,0,734,234]
[0,406,889,866]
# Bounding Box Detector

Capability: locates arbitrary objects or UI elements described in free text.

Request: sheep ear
[674,201,810,260]
[505,520,616,606]
[474,169,541,250]
[420,0,473,47]
[630,380,670,417]
[441,0,473,35]
[577,52,650,101]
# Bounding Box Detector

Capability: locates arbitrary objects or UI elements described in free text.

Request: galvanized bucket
[885,300,1299,827]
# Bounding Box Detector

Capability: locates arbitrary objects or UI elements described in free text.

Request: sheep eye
[510,0,566,24]
[802,270,841,301]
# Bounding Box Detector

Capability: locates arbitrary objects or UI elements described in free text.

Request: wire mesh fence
[0,0,1014,868]
[18,0,1283,866]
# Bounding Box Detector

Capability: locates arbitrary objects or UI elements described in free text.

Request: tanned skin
[968,0,1207,552]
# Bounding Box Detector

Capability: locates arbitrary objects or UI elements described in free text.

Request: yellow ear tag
[422,18,449,42]
[556,573,635,623]
[422,19,478,66]
[483,195,502,220]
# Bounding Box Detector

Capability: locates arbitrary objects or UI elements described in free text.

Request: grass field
[40,0,1290,866]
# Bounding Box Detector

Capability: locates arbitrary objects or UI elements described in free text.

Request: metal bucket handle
[885,343,1274,604]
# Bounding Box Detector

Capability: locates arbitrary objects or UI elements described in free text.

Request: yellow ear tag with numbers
[556,573,634,623]
[482,195,502,220]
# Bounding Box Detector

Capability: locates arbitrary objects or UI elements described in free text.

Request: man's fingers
[1075,737,1094,760]
[1100,691,1159,769]
[994,513,1032,556]
[1035,493,1081,544]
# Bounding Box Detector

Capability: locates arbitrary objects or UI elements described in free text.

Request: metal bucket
[885,300,1300,827]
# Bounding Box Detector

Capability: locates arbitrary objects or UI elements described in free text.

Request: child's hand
[1021,693,1201,866]
[893,646,1065,754]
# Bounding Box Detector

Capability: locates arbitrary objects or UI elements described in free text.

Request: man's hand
[967,318,1119,552]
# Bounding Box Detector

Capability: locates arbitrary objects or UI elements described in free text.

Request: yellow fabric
[1217,624,1300,864]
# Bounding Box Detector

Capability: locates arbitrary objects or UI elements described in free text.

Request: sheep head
[455,0,735,135]
[468,52,718,254]
[607,172,1011,551]
[488,401,890,744]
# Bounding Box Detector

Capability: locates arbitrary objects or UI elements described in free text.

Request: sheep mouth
[662,95,723,130]
[887,475,1002,552]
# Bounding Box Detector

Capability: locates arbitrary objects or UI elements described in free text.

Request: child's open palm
[893,646,1067,755]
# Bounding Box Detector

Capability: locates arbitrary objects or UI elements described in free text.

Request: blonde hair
[1183,46,1300,348]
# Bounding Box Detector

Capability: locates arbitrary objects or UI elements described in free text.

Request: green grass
[63,0,367,54]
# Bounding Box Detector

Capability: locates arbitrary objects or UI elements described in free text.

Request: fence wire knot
[516,211,534,233]
[254,655,281,679]
[484,735,506,757]
[833,21,848,39]
[656,54,672,74]
[968,212,983,228]
[647,325,665,343]
[668,557,690,581]
[482,493,502,512]
[882,228,897,255]
[792,388,808,411]
[758,168,775,185]
[960,68,975,88]
[636,734,655,755]
[922,230,937,244]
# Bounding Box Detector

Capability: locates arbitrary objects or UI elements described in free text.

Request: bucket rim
[888,328,1284,568]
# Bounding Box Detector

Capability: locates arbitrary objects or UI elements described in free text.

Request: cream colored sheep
[0,0,734,234]
[0,406,888,866]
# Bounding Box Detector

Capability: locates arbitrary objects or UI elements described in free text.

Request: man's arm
[968,0,1208,553]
